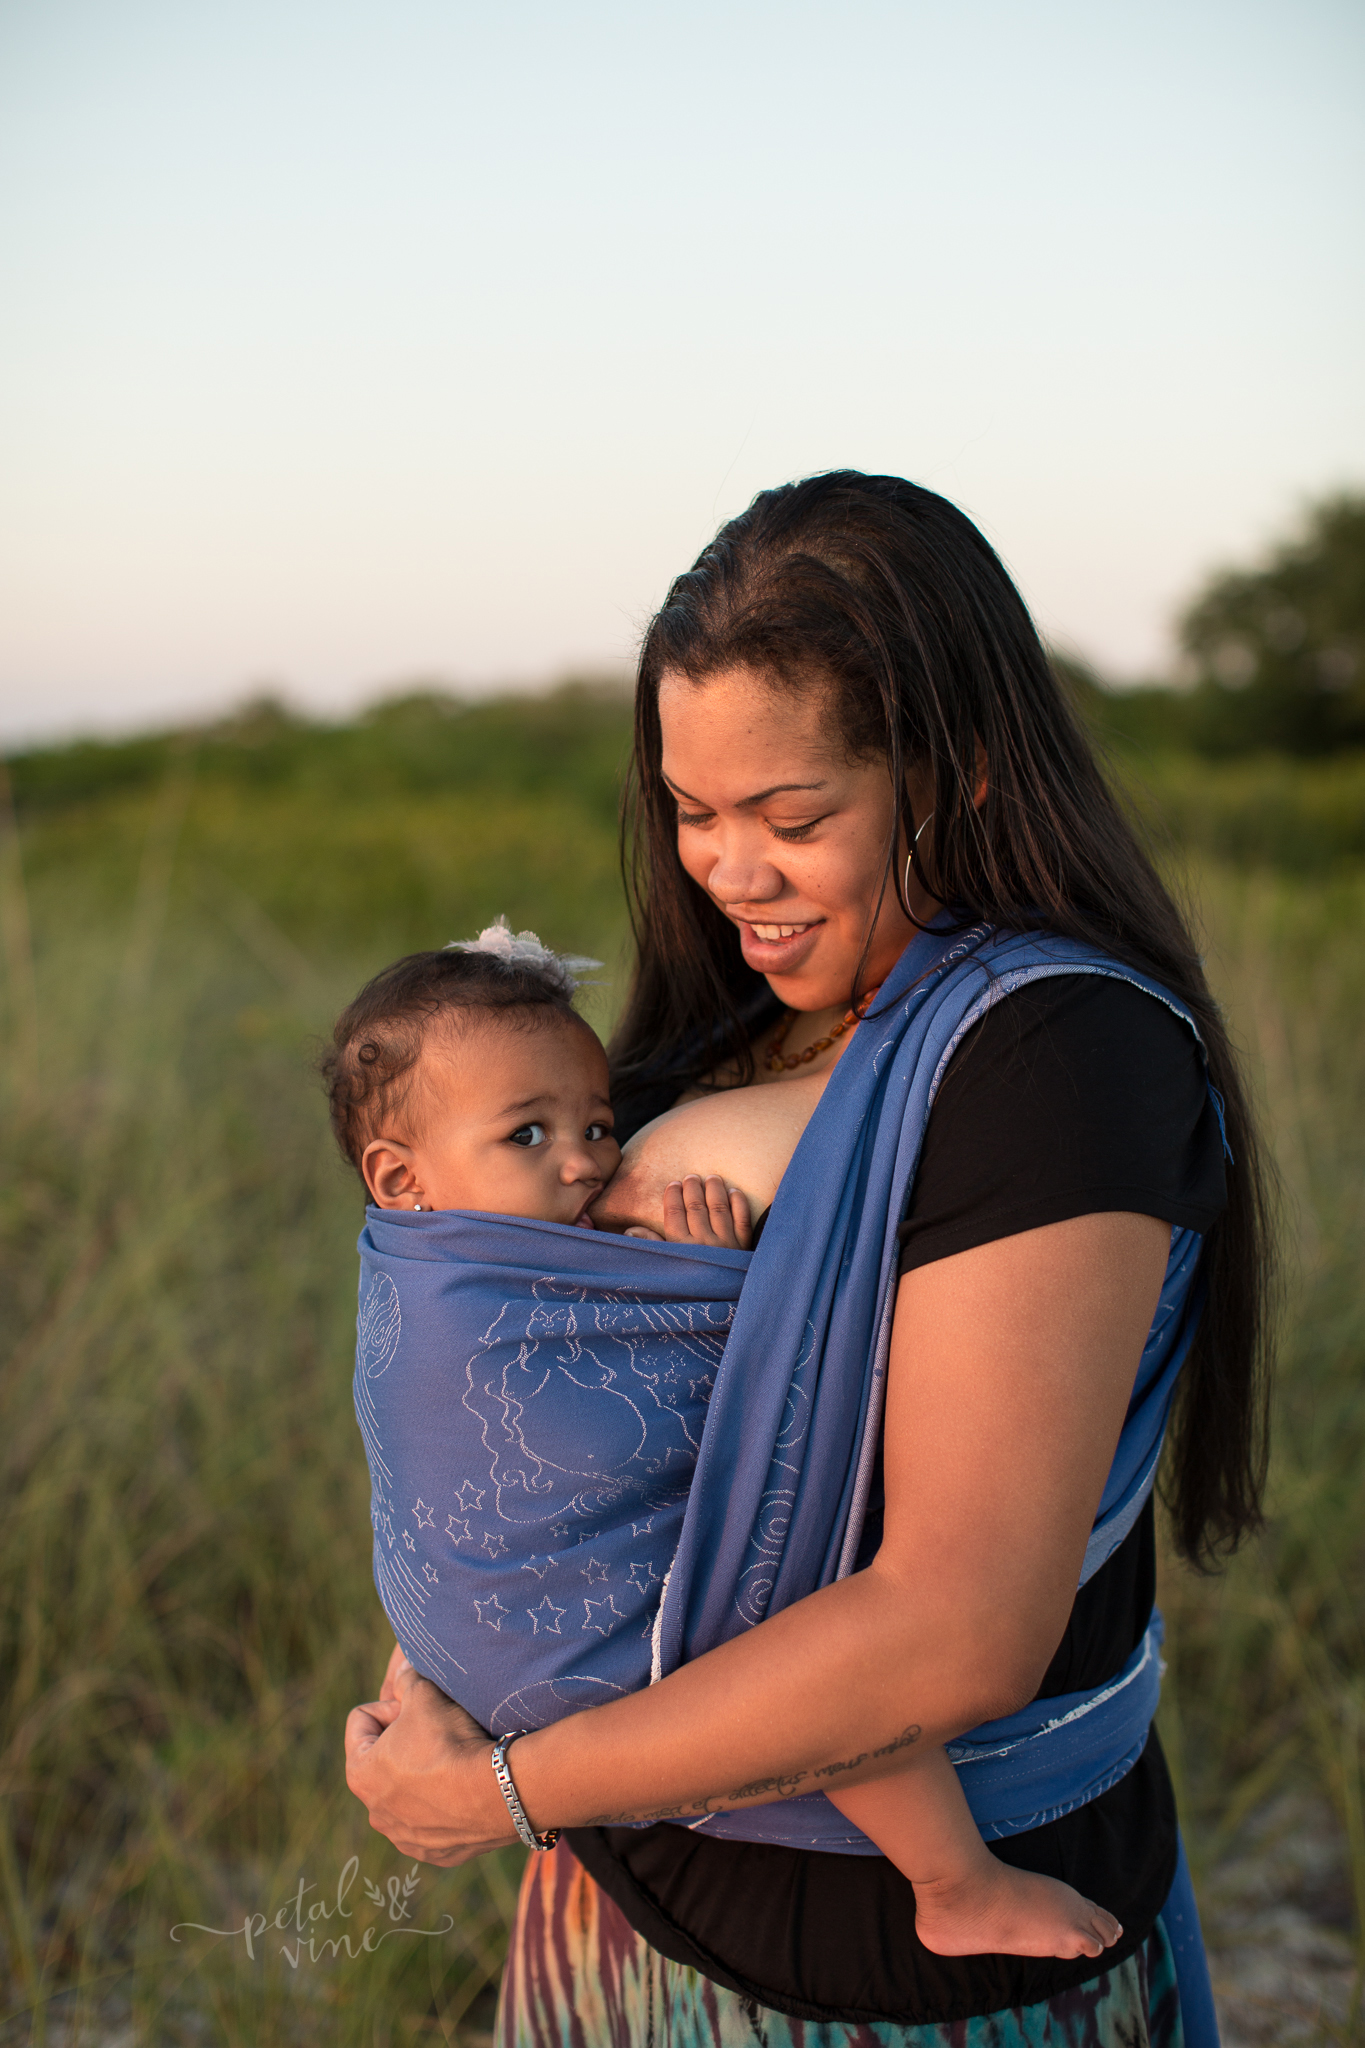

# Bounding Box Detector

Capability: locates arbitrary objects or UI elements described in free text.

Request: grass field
[0,691,1361,2043]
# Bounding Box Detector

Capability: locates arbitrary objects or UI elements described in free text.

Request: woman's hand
[348,1212,1170,1846]
[379,1638,409,1703]
[344,1663,518,1866]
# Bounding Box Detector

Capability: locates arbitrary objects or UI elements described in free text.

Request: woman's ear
[973,738,988,810]
[361,1138,423,1208]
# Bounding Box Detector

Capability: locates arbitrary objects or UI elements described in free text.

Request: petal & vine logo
[171,1856,454,1968]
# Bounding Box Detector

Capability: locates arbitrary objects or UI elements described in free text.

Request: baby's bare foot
[913,1861,1122,1960]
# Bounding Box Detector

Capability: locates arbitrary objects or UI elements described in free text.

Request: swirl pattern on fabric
[353,923,1211,1834]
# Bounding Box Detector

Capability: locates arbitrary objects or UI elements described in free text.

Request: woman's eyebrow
[662,774,829,807]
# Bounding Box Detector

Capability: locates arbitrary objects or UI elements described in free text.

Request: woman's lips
[734,917,823,971]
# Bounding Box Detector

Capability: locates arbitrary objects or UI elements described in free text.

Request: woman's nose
[703,830,783,906]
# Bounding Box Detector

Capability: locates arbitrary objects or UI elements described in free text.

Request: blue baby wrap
[354,921,1210,1851]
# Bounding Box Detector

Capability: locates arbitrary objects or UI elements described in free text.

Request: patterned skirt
[494,1840,1185,2048]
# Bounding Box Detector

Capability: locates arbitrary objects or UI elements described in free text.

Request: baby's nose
[560,1148,601,1184]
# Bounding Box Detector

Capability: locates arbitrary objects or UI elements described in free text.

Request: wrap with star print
[353,923,1215,1841]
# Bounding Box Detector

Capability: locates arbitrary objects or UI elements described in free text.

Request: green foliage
[1177,496,1365,755]
[1155,866,1365,1987]
[1056,493,1365,758]
[7,681,635,831]
[0,698,1361,2038]
[1119,749,1365,872]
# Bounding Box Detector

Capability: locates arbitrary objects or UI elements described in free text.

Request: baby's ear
[361,1139,421,1208]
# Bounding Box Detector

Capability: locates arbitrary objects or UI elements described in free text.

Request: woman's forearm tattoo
[578,1726,922,1826]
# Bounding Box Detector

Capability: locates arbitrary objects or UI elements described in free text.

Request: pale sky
[1,0,1361,745]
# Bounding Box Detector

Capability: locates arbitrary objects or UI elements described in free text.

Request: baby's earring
[412,1201,424,1212]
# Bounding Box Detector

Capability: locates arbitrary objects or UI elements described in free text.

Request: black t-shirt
[570,974,1227,2022]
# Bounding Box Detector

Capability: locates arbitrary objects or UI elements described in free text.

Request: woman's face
[658,666,931,1015]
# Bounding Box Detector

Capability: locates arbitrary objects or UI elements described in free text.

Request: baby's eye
[509,1123,547,1148]
[585,1122,611,1142]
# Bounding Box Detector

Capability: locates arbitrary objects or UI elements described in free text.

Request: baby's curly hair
[321,939,588,1177]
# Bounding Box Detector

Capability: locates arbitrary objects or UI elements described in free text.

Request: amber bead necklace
[764,984,882,1074]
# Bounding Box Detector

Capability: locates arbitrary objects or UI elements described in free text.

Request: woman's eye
[675,808,714,829]
[584,1122,611,1142]
[509,1123,547,1148]
[768,817,826,843]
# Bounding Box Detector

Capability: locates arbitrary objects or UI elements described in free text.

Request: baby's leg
[826,1749,1122,1960]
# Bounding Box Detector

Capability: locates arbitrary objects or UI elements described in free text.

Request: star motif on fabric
[550,1522,574,1539]
[379,1514,395,1548]
[630,1516,655,1538]
[455,1482,485,1512]
[474,1595,509,1630]
[688,1374,714,1402]
[580,1556,609,1583]
[527,1595,567,1635]
[445,1514,473,1545]
[521,1554,556,1578]
[480,1530,509,1560]
[411,1498,435,1529]
[582,1595,625,1637]
[402,1530,416,1552]
[627,1560,660,1595]
[422,1562,439,1585]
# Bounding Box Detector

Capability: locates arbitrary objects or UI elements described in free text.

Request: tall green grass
[0,740,627,2046]
[0,700,1361,2041]
[1155,862,1365,2034]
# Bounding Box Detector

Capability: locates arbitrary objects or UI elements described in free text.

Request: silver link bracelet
[490,1733,561,1851]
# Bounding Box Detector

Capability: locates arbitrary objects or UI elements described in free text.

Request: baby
[326,923,1120,1964]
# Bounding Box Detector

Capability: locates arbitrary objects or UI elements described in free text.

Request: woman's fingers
[344,1669,515,1866]
[344,1697,402,1761]
[379,1638,412,1702]
[661,1175,749,1247]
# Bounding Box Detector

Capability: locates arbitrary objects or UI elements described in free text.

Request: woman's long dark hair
[609,470,1275,1565]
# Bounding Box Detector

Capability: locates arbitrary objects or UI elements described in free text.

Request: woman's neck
[755,998,866,1084]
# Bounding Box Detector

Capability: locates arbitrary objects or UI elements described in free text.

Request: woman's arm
[345,1210,1171,1863]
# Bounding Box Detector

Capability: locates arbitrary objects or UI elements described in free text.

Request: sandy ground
[1205,1794,1361,2045]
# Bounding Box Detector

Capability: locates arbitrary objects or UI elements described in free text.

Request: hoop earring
[903,811,936,907]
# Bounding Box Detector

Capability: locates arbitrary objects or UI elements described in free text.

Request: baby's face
[361,1013,621,1226]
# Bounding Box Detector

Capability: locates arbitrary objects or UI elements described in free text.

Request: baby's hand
[660,1174,752,1250]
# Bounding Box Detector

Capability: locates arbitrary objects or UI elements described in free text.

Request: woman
[346,473,1272,2042]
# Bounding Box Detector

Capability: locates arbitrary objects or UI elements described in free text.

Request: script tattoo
[813,1724,922,1781]
[724,1770,809,1802]
[580,1802,706,1826]
[581,1729,921,1825]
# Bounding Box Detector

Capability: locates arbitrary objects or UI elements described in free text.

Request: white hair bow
[446,915,601,994]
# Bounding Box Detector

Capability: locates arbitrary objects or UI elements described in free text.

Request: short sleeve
[897,973,1227,1275]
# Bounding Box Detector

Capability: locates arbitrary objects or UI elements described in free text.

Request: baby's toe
[1089,1906,1123,1948]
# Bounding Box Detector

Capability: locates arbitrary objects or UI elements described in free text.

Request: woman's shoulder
[899,970,1227,1271]
[952,967,1205,1093]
